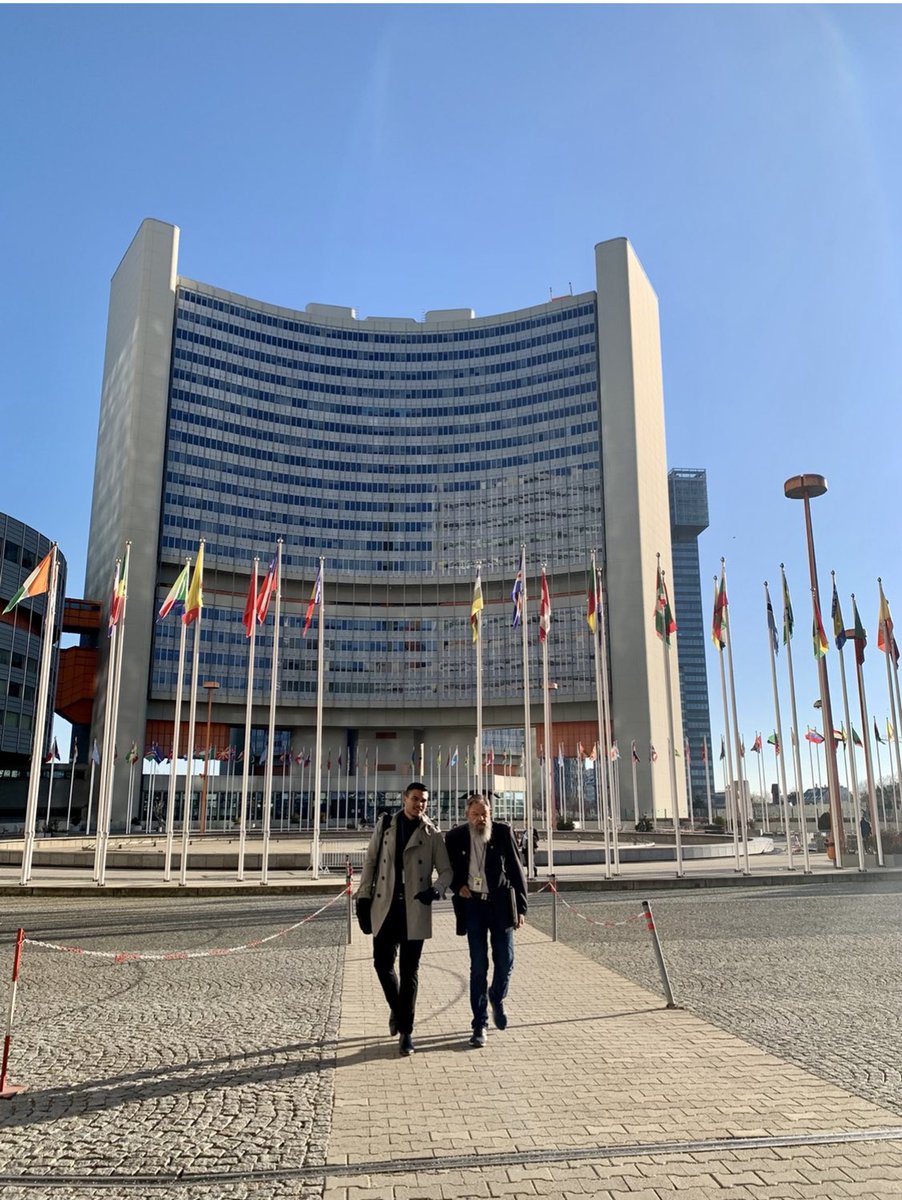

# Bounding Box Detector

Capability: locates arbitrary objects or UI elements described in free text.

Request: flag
[485,748,495,768]
[740,739,745,757]
[470,570,484,642]
[242,569,257,638]
[145,743,163,763]
[712,571,727,650]
[108,546,129,636]
[302,564,323,636]
[539,567,551,643]
[631,739,640,764]
[159,563,190,620]
[805,728,825,745]
[751,734,762,753]
[767,732,780,754]
[44,737,60,764]
[874,719,884,744]
[337,749,342,770]
[126,742,139,765]
[684,739,691,763]
[586,565,597,633]
[833,727,846,746]
[654,564,676,644]
[719,736,725,761]
[304,750,310,767]
[812,595,829,659]
[91,739,101,765]
[410,746,417,767]
[511,552,524,628]
[577,741,585,758]
[2,546,53,615]
[851,727,863,747]
[877,584,900,663]
[831,581,846,651]
[436,747,443,766]
[765,583,779,657]
[556,744,564,767]
[450,746,459,767]
[650,744,658,763]
[852,597,867,667]
[887,719,896,742]
[701,738,708,764]
[610,743,621,761]
[183,542,204,626]
[256,556,278,623]
[782,569,794,645]
[325,750,331,770]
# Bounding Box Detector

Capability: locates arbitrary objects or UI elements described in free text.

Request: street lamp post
[784,474,844,867]
[199,680,220,836]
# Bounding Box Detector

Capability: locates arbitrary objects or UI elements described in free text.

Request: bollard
[551,875,558,943]
[642,900,676,1009]
[346,861,353,946]
[0,928,26,1099]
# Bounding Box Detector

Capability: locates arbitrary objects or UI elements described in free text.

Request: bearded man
[445,793,528,1047]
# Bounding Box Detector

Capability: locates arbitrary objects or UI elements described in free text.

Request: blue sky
[2,5,902,785]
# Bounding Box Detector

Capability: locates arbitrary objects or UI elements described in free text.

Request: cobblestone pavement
[529,879,902,1117]
[0,892,348,1197]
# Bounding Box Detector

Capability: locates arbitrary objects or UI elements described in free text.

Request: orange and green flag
[3,546,53,614]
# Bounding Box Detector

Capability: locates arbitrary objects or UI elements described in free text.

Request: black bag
[355,814,389,935]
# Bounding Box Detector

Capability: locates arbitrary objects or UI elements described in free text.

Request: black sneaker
[490,1001,508,1030]
[399,1033,415,1056]
[468,1027,487,1048]
[389,1013,398,1037]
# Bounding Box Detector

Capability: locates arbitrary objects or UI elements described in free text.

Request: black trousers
[372,898,424,1036]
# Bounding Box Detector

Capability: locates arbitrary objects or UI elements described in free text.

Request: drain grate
[2,1127,902,1189]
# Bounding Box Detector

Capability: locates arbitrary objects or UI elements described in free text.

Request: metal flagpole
[472,567,484,799]
[880,581,902,833]
[656,560,683,878]
[834,591,865,872]
[516,546,535,878]
[65,741,77,832]
[311,560,325,878]
[164,557,191,882]
[146,758,156,834]
[764,582,794,870]
[86,749,97,838]
[539,565,554,875]
[261,541,282,885]
[93,558,120,883]
[590,554,611,878]
[179,541,205,887]
[631,743,639,829]
[598,569,620,872]
[44,742,56,830]
[714,573,741,870]
[19,547,60,884]
[238,558,258,882]
[720,560,750,875]
[781,567,811,871]
[703,737,713,827]
[873,722,888,828]
[98,542,132,886]
[353,750,359,828]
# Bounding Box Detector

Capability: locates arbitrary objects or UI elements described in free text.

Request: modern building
[668,468,713,810]
[0,515,66,772]
[84,219,686,829]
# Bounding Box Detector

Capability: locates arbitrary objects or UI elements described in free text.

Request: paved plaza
[0,880,900,1198]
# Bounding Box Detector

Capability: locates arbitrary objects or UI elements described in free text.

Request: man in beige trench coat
[357,781,452,1055]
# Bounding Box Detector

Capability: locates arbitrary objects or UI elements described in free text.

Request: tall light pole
[784,474,844,866]
[199,680,220,836]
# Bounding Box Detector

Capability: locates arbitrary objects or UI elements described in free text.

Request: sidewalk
[326,915,902,1199]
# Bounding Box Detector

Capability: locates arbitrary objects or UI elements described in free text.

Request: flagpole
[595,559,617,874]
[833,582,865,872]
[540,566,554,876]
[179,540,205,887]
[721,560,750,875]
[93,557,121,883]
[473,566,484,799]
[66,742,77,832]
[311,559,325,879]
[19,546,60,884]
[261,541,282,885]
[373,748,379,819]
[879,580,902,834]
[850,595,883,862]
[873,722,888,829]
[657,558,684,878]
[630,746,639,829]
[590,559,611,879]
[780,569,812,872]
[87,751,96,838]
[517,546,535,878]
[703,738,713,826]
[232,558,257,881]
[164,556,191,882]
[714,574,741,871]
[146,759,156,834]
[764,582,794,870]
[44,745,56,830]
[353,750,359,828]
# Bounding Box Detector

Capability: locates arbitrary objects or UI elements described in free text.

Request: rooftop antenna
[569,281,573,295]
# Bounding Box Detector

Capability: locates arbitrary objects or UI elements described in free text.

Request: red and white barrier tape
[547,882,644,929]
[22,885,348,963]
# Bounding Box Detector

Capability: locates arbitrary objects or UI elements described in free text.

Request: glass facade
[150,291,605,714]
[668,469,712,808]
[0,515,66,763]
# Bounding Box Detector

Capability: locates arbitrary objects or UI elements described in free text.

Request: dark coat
[444,820,528,934]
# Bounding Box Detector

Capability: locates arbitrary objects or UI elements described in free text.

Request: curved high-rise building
[85,219,685,829]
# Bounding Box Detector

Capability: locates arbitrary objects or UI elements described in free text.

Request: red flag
[256,556,278,623]
[539,568,551,643]
[303,564,323,636]
[242,570,257,638]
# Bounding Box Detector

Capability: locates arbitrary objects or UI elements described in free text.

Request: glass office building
[85,220,686,828]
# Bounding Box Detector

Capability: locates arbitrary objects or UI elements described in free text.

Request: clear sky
[2,4,902,787]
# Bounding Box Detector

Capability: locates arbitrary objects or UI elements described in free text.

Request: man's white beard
[473,818,492,844]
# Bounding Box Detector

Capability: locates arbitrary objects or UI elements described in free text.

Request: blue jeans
[464,898,514,1030]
